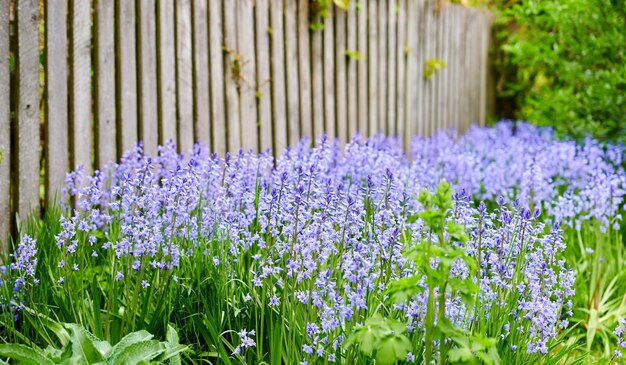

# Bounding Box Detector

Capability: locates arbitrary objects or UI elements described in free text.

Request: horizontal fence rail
[0,0,493,248]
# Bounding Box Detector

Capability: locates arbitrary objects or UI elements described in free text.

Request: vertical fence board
[367,0,377,135]
[175,0,194,152]
[158,1,177,145]
[209,0,226,155]
[479,11,489,127]
[284,0,300,145]
[95,0,116,165]
[237,0,258,151]
[118,0,138,153]
[256,0,273,151]
[323,6,336,141]
[356,0,367,137]
[377,1,387,133]
[405,0,417,146]
[269,0,287,151]
[346,1,357,139]
[223,0,241,151]
[0,0,10,244]
[440,5,448,131]
[311,23,324,141]
[434,5,442,133]
[17,0,40,219]
[422,0,431,136]
[335,8,347,142]
[416,0,426,137]
[297,0,312,140]
[46,0,69,198]
[192,0,210,146]
[386,0,396,136]
[71,0,92,175]
[396,0,406,147]
[138,0,158,156]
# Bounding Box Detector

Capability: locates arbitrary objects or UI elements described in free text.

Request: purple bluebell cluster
[412,121,625,230]
[0,235,38,315]
[17,121,623,361]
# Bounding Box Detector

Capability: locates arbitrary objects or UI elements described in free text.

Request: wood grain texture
[269,0,288,151]
[310,19,324,141]
[386,0,396,136]
[0,0,10,245]
[175,0,194,152]
[377,0,387,134]
[284,0,300,145]
[405,0,417,144]
[17,0,40,219]
[96,0,116,167]
[255,0,273,152]
[208,0,226,156]
[334,7,347,142]
[367,0,378,136]
[396,0,406,148]
[297,0,312,141]
[46,0,69,200]
[118,0,138,154]
[356,0,367,137]
[323,6,336,141]
[223,0,241,151]
[416,0,426,137]
[237,0,258,152]
[138,0,158,156]
[192,0,210,146]
[158,1,178,145]
[346,0,357,140]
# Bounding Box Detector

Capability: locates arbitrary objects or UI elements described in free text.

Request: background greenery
[492,0,626,143]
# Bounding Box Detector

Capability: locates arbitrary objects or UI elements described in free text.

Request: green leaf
[0,344,55,365]
[108,330,154,363]
[108,341,164,365]
[375,334,412,365]
[448,347,477,364]
[333,0,350,10]
[386,275,423,304]
[65,324,106,363]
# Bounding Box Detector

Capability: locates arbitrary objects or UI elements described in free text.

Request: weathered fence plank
[378,1,387,134]
[285,0,300,145]
[96,0,116,167]
[396,0,406,147]
[357,0,368,137]
[176,0,194,152]
[386,0,397,136]
[17,0,40,220]
[269,0,288,151]
[138,0,158,156]
[256,0,273,152]
[405,0,417,147]
[297,0,312,140]
[335,7,347,142]
[158,1,177,145]
[323,6,336,141]
[71,0,92,174]
[346,1,357,139]
[192,0,210,146]
[367,0,378,136]
[223,0,241,151]
[237,0,258,152]
[209,0,226,156]
[311,22,324,141]
[118,0,138,153]
[46,0,69,198]
[0,0,10,244]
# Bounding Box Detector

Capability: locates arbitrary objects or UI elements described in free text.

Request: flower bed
[1,121,624,364]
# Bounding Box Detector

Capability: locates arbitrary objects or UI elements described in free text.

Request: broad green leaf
[0,344,55,365]
[110,341,164,365]
[65,324,106,363]
[108,330,154,364]
[375,334,412,365]
[448,347,477,364]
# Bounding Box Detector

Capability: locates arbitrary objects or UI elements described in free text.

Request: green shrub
[495,0,626,142]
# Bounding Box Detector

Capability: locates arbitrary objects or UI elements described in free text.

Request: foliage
[0,324,186,365]
[494,0,626,142]
[424,58,446,80]
[0,121,624,364]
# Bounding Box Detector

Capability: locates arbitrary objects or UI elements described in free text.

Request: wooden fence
[0,0,492,247]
